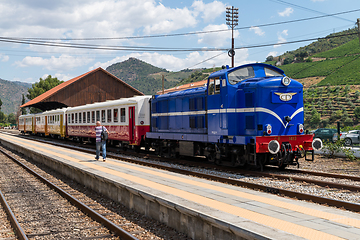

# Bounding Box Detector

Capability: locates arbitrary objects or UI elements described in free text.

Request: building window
[120,108,126,122]
[113,109,118,122]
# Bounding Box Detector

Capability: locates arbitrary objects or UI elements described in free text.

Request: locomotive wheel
[207,154,215,163]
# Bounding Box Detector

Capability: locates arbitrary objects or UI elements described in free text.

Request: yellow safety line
[0,135,354,239]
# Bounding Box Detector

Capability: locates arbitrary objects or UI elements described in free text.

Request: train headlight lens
[268,140,280,154]
[282,76,291,86]
[266,124,272,135]
[298,124,304,134]
[312,138,323,151]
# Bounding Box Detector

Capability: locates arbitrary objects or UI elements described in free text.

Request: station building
[20,67,143,111]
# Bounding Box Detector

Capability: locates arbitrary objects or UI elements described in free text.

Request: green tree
[354,106,360,119]
[265,55,274,62]
[21,94,27,115]
[309,108,321,127]
[27,75,63,100]
[7,113,16,125]
[0,111,5,123]
[26,75,63,113]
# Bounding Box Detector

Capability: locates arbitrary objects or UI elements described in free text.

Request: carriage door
[60,114,64,137]
[45,116,49,136]
[129,107,135,142]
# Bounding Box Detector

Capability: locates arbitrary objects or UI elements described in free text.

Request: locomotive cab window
[208,78,220,95]
[264,67,283,77]
[228,66,255,85]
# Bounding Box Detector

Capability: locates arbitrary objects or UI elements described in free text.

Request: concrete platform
[1,133,360,240]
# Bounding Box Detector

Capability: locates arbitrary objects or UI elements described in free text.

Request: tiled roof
[21,67,143,108]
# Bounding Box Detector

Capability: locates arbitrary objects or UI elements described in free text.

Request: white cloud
[274,30,288,48]
[42,73,74,81]
[278,7,294,17]
[267,51,278,57]
[90,50,252,72]
[250,26,265,36]
[192,1,226,22]
[15,54,94,71]
[0,54,9,62]
[198,24,238,47]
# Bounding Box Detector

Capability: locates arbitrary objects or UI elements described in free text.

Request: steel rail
[2,131,360,212]
[0,190,28,240]
[0,148,138,240]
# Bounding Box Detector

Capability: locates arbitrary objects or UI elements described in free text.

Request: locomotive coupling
[312,138,323,151]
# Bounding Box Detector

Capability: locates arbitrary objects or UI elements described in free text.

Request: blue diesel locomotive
[146,63,322,168]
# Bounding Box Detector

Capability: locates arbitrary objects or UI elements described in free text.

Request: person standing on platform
[95,121,109,161]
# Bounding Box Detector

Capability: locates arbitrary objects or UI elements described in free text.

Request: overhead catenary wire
[0,32,357,52]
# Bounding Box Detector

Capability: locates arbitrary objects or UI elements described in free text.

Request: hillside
[0,78,31,114]
[106,58,198,94]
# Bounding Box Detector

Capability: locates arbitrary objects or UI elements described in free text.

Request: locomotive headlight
[268,140,280,154]
[265,124,272,135]
[298,124,304,134]
[282,76,291,86]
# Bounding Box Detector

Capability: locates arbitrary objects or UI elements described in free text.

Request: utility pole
[226,6,238,68]
[357,18,360,47]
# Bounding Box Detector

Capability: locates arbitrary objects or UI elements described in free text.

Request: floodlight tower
[226,6,238,68]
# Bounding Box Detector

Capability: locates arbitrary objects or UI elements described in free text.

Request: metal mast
[226,6,238,68]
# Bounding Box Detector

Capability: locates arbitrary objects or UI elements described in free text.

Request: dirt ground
[293,154,360,175]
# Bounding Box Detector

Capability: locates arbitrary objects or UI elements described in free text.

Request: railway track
[0,147,137,240]
[2,130,360,213]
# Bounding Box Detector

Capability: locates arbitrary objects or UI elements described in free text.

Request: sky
[0,0,359,84]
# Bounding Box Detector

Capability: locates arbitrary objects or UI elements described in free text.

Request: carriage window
[120,108,126,122]
[78,112,81,123]
[113,109,118,122]
[57,115,59,122]
[96,111,100,122]
[101,110,106,123]
[208,78,220,95]
[264,67,283,77]
[87,112,90,123]
[75,113,78,123]
[92,111,95,123]
[71,113,74,124]
[83,112,86,123]
[107,109,112,123]
[68,115,71,124]
[228,66,255,85]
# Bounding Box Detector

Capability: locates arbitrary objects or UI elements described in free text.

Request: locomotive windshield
[228,66,255,85]
[264,67,283,77]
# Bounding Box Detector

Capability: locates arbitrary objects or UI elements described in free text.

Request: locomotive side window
[120,108,126,122]
[228,66,255,85]
[208,78,220,95]
[107,109,112,123]
[264,67,283,77]
[113,109,119,122]
[101,110,106,123]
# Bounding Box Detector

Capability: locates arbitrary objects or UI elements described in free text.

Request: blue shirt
[95,126,107,142]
